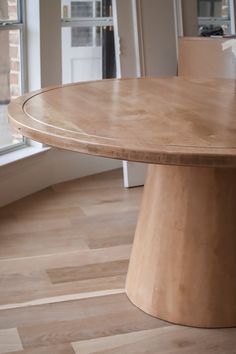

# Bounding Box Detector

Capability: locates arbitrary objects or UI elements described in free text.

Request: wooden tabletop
[8,77,236,167]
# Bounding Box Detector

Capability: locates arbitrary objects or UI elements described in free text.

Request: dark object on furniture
[199,25,224,37]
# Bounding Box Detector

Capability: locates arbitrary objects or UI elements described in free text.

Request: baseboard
[0,148,122,207]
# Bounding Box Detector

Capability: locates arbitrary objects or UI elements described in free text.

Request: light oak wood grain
[3,344,75,354]
[1,170,236,352]
[0,249,132,306]
[126,164,236,328]
[7,77,236,168]
[0,169,139,260]
[0,292,164,331]
[15,294,165,348]
[178,37,236,79]
[47,260,128,284]
[8,73,236,329]
[71,328,167,354]
[72,326,236,354]
[0,170,136,308]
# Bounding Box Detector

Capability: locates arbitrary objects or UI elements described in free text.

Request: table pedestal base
[126,164,236,328]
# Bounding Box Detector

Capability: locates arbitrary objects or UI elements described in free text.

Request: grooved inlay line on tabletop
[9,77,236,167]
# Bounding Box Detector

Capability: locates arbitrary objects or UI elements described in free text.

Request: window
[61,0,116,83]
[0,0,25,152]
[198,0,234,35]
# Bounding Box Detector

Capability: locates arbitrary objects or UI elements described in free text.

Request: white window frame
[0,0,28,155]
[62,10,113,28]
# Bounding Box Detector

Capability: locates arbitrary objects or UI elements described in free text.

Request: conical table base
[126,164,236,328]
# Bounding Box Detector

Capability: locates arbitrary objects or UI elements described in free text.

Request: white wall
[181,0,198,36]
[26,0,62,90]
[0,149,121,207]
[139,0,177,76]
[113,0,138,78]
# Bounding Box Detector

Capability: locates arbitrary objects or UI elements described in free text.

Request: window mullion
[61,17,113,27]
[0,23,23,31]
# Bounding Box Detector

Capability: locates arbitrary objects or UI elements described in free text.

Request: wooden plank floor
[0,168,236,354]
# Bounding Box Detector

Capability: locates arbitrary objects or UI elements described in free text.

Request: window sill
[0,145,51,167]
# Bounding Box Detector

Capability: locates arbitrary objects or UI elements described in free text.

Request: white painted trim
[61,17,113,27]
[230,0,236,34]
[135,0,146,76]
[132,0,142,77]
[122,161,129,188]
[0,23,23,31]
[122,0,144,189]
[0,148,121,207]
[21,0,28,94]
[173,0,183,40]
[112,0,121,78]
[0,146,49,167]
[26,0,41,91]
[173,0,179,58]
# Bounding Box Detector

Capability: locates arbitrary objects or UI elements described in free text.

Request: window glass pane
[0,29,23,149]
[62,0,112,19]
[198,0,229,18]
[96,26,101,46]
[71,1,93,17]
[0,0,19,22]
[96,1,101,17]
[71,26,102,47]
[72,27,93,46]
[198,1,212,17]
[101,0,112,17]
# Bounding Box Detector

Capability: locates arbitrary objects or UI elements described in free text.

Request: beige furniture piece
[8,76,236,328]
[178,37,236,78]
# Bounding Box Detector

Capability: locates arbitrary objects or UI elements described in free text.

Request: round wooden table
[8,77,236,328]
